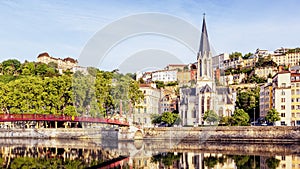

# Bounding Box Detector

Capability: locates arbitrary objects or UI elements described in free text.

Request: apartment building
[133,83,161,127]
[260,79,273,118]
[255,67,278,78]
[152,70,177,83]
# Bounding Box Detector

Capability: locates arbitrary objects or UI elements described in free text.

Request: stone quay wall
[143,126,300,142]
[0,128,118,139]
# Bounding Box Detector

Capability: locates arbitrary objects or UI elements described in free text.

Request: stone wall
[0,128,118,139]
[143,126,300,142]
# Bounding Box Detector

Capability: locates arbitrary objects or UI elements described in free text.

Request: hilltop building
[37,52,78,73]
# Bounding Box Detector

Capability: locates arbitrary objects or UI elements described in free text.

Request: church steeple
[198,13,210,59]
[197,13,213,84]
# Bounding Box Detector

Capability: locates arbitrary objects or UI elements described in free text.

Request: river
[0,138,299,168]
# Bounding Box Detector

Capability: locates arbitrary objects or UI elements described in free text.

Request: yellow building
[272,52,300,67]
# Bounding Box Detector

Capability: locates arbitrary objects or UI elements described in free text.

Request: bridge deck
[0,114,129,126]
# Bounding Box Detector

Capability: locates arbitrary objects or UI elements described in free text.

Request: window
[144,98,147,104]
[281,98,285,102]
[292,105,295,110]
[282,83,286,87]
[138,108,140,114]
[281,121,286,126]
[281,105,285,110]
[281,91,285,95]
[281,113,285,117]
[292,89,295,95]
[144,108,147,113]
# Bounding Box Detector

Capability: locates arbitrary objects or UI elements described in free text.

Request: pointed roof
[199,84,212,93]
[198,14,210,59]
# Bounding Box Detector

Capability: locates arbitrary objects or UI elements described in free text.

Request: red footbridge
[0,114,129,127]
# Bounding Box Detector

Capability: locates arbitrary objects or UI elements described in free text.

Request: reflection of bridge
[0,114,129,126]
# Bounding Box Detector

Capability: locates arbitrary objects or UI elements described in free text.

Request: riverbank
[143,126,300,142]
[0,126,299,142]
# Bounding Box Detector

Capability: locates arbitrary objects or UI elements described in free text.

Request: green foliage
[10,157,87,169]
[204,155,218,168]
[219,116,234,126]
[151,152,181,167]
[229,52,242,59]
[242,52,253,59]
[255,55,277,68]
[265,108,280,124]
[0,60,144,117]
[266,157,280,169]
[1,59,21,75]
[155,81,165,89]
[232,109,250,126]
[227,155,260,169]
[235,87,260,119]
[287,47,300,53]
[151,114,162,124]
[166,81,178,86]
[203,110,219,124]
[161,112,179,125]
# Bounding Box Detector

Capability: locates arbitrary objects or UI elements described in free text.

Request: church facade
[179,16,235,126]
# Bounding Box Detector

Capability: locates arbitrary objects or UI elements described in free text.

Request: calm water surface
[0,139,299,169]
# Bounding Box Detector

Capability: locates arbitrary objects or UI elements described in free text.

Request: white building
[151,70,177,83]
[133,83,161,127]
[212,53,229,70]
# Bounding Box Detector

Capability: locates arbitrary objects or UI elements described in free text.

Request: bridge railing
[0,114,129,126]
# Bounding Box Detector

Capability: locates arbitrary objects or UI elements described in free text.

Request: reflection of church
[180,15,235,126]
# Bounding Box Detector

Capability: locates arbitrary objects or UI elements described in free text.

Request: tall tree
[265,108,280,125]
[232,109,250,126]
[203,110,219,125]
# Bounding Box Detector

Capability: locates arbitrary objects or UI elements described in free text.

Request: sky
[1,0,300,72]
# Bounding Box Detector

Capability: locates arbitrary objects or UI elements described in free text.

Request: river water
[0,138,299,169]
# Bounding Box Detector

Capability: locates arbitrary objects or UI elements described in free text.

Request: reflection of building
[133,83,161,127]
[260,155,300,169]
[160,86,178,113]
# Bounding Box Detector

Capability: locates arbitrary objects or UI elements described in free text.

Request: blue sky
[1,0,300,72]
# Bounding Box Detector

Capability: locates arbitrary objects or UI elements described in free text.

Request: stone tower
[197,14,213,88]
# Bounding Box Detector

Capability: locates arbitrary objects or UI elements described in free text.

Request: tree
[235,87,260,120]
[203,110,219,125]
[242,52,253,59]
[266,157,280,169]
[2,59,21,75]
[161,112,179,125]
[151,114,162,124]
[229,52,242,59]
[203,155,218,168]
[232,109,250,126]
[265,108,280,125]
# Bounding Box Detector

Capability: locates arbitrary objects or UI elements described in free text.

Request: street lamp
[253,107,256,126]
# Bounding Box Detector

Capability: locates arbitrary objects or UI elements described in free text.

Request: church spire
[198,13,210,59]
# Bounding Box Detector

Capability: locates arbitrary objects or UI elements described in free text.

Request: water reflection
[0,139,299,168]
